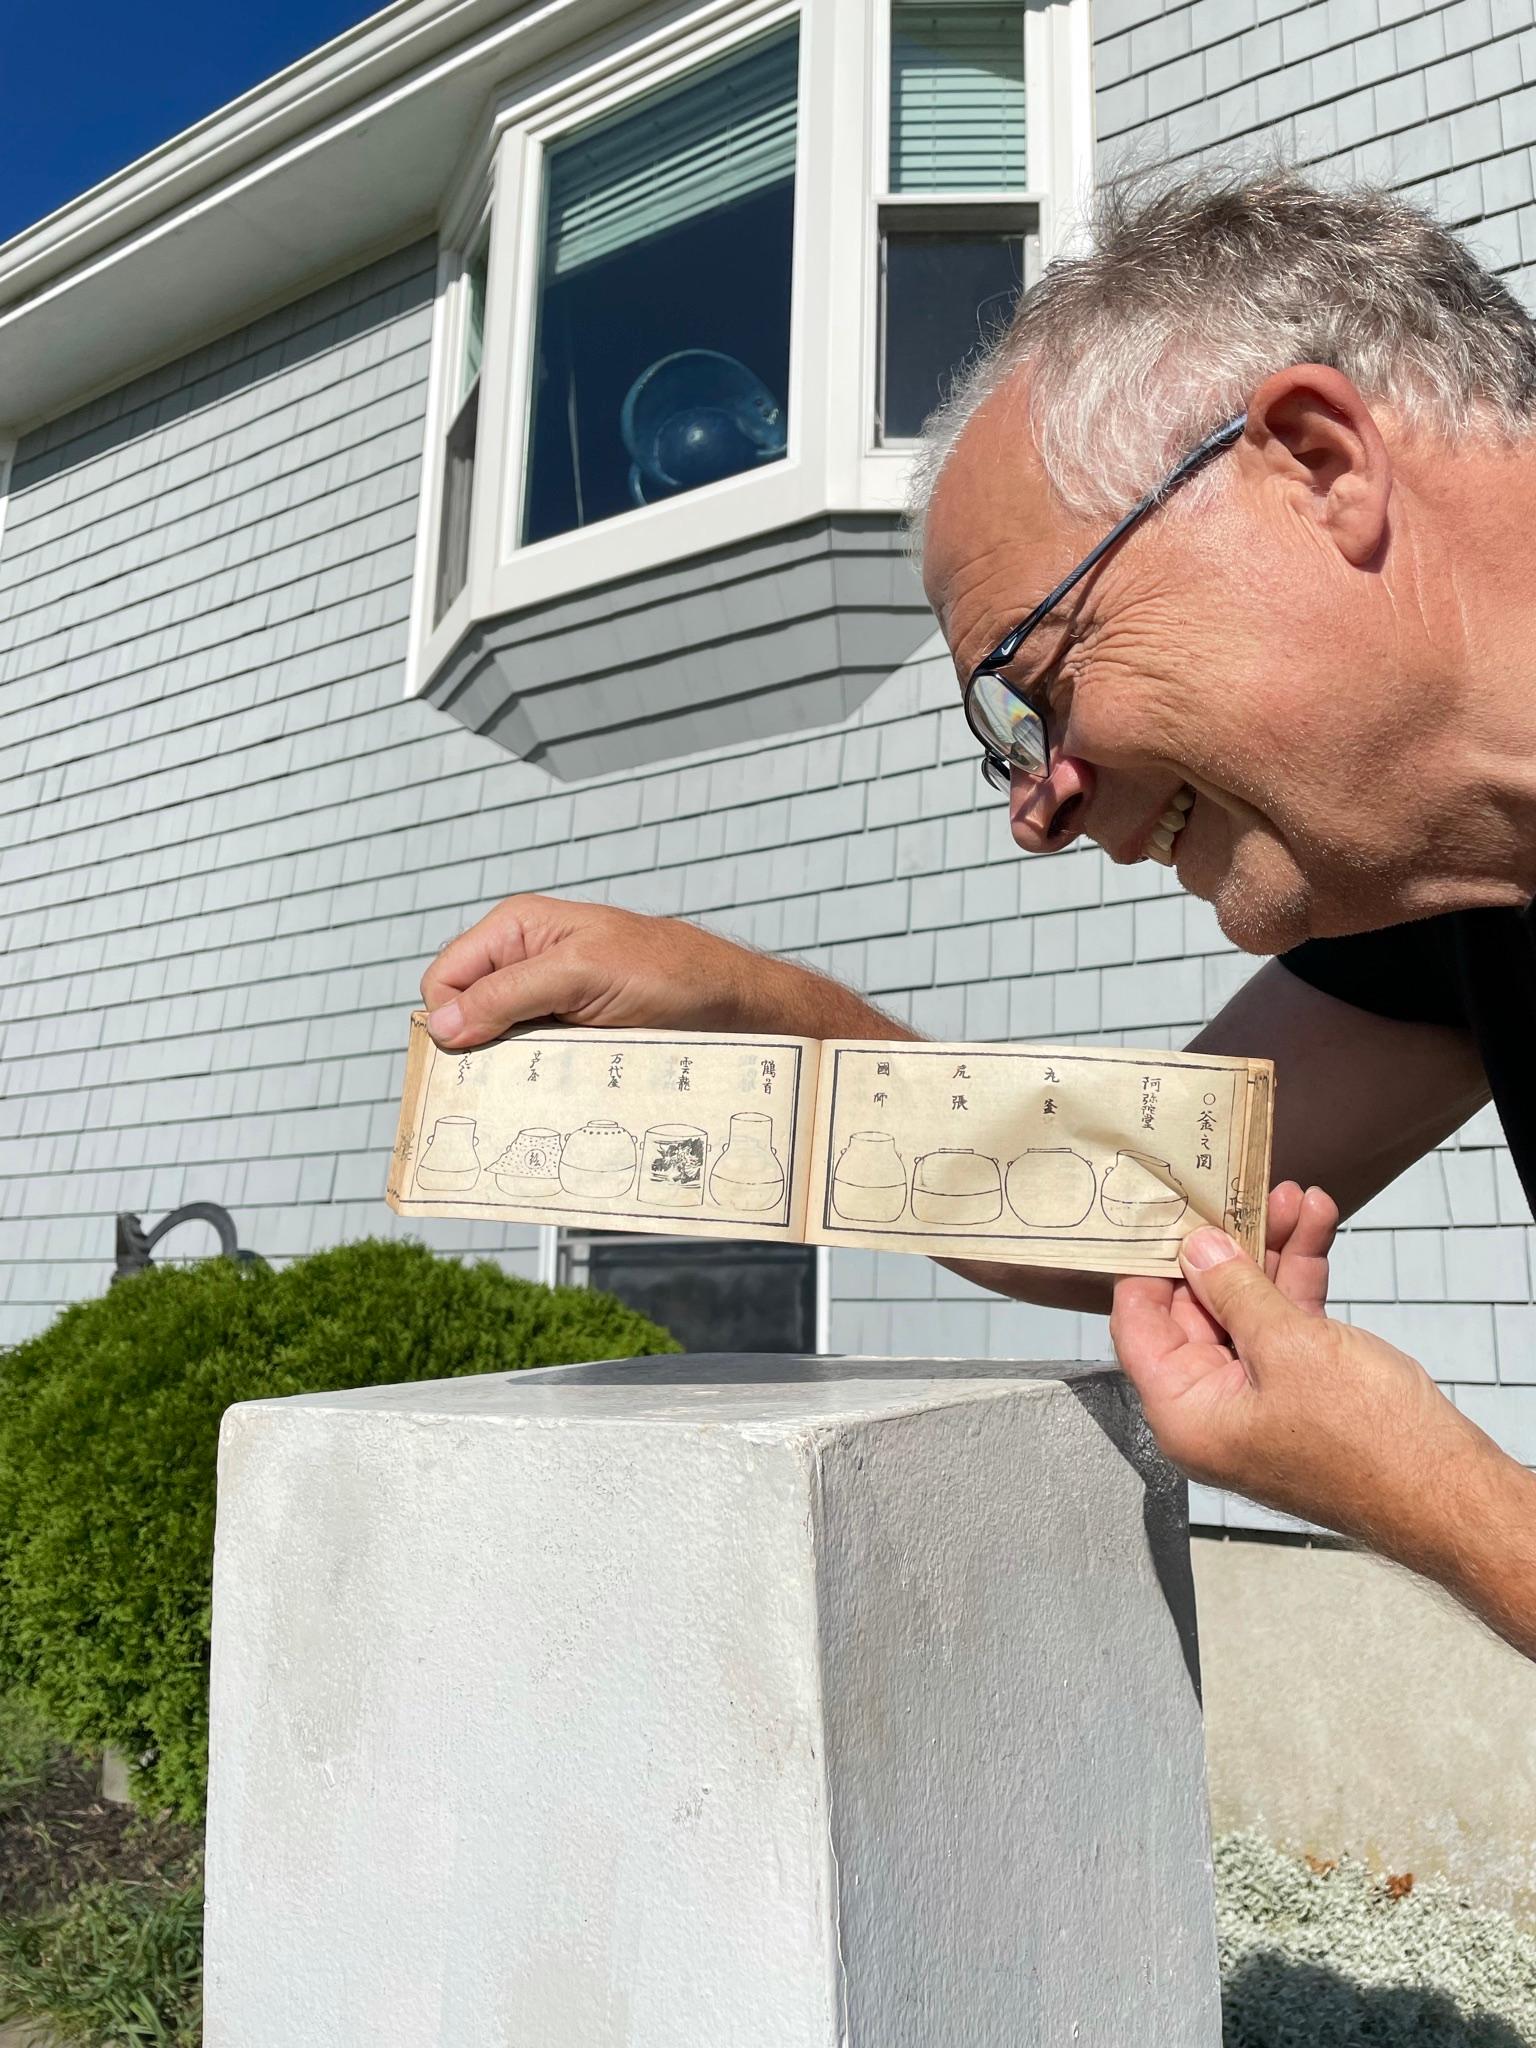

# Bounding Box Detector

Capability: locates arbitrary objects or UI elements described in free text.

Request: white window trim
[404,0,1094,697]
[0,437,15,562]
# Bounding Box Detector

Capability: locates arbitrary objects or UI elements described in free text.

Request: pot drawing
[559,1121,638,1201]
[910,1149,1002,1226]
[640,1123,709,1206]
[1004,1148,1096,1229]
[831,1131,906,1224]
[709,1111,785,1213]
[490,1126,564,1202]
[415,1115,482,1193]
[1100,1151,1188,1230]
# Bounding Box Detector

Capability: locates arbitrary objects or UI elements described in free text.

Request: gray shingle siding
[2,5,1532,1534]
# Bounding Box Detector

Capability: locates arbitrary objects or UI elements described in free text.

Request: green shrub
[0,1239,678,1823]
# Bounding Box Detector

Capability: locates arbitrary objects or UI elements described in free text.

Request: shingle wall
[2,1,1533,1532]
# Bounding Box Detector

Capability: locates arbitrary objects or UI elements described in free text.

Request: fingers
[1178,1227,1301,1378]
[424,954,601,1048]
[1272,1184,1338,1320]
[1263,1181,1303,1279]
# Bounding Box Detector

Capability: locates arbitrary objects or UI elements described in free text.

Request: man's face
[923,377,1456,955]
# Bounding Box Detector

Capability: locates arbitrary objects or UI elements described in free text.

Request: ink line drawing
[560,1122,638,1200]
[1100,1151,1188,1229]
[831,1131,907,1223]
[710,1110,785,1213]
[415,1116,482,1193]
[640,1123,709,1206]
[1004,1148,1096,1228]
[910,1149,1002,1225]
[490,1127,563,1202]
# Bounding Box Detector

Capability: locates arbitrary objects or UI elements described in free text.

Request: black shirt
[1281,902,1536,1221]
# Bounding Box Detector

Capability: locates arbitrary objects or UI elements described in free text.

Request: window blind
[543,26,799,279]
[889,5,1026,192]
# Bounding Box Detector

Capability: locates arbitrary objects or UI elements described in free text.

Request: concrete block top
[265,1353,1122,1437]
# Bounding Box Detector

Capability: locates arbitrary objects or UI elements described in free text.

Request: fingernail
[1181,1227,1239,1272]
[427,1001,462,1040]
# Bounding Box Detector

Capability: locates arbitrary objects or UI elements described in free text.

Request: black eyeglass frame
[962,412,1249,792]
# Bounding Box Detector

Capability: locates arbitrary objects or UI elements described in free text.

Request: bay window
[408,0,1090,758]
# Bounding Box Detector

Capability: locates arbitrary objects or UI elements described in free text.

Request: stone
[204,1356,1219,2046]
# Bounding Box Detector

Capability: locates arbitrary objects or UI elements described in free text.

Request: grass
[0,1696,202,2047]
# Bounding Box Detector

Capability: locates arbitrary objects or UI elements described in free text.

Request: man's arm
[1114,1209,1536,1662]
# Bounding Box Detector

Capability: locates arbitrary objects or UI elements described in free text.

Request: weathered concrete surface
[204,1356,1219,2047]
[1195,1535,1536,1923]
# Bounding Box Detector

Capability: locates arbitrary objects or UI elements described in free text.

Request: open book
[387,1014,1274,1279]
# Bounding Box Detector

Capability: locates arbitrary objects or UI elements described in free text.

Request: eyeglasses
[962,413,1248,793]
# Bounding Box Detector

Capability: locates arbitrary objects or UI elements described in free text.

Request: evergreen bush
[0,1239,678,1822]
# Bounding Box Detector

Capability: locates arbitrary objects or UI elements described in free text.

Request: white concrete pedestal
[205,1356,1219,2047]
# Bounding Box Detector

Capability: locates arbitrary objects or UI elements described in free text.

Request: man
[422,171,1536,1660]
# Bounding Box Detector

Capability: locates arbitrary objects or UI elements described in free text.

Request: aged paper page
[387,1013,823,1244]
[804,1039,1274,1277]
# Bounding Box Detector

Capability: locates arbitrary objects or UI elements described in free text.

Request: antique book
[387,1013,1274,1279]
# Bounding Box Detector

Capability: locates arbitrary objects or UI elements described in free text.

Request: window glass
[889,4,1026,191]
[436,244,489,623]
[522,24,798,547]
[880,226,1025,440]
[462,246,489,399]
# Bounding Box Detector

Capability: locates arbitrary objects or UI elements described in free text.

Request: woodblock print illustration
[910,1149,1002,1225]
[708,1111,785,1212]
[804,1038,1273,1276]
[640,1124,709,1206]
[387,1018,817,1245]
[1005,1148,1096,1228]
[415,1116,482,1192]
[1099,1151,1189,1230]
[831,1132,907,1222]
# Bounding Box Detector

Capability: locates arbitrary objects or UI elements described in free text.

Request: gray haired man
[423,172,1536,1661]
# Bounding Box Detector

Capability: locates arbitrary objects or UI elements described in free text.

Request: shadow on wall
[1223,1952,1527,2047]
[9,240,436,499]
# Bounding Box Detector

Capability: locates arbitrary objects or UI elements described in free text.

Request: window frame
[856,0,1082,504]
[405,0,1092,697]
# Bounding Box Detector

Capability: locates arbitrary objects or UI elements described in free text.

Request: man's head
[916,169,1536,952]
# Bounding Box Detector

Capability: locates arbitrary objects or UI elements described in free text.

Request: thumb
[1179,1227,1302,1370]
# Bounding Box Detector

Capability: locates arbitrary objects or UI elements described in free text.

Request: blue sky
[1,0,386,246]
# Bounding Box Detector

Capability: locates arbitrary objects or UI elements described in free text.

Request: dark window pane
[881,229,1024,441]
[522,26,797,547]
[582,1236,817,1354]
[434,383,479,621]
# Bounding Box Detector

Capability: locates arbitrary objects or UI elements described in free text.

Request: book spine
[385,1011,435,1211]
[1229,1061,1276,1262]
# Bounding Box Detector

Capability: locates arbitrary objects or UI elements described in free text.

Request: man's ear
[1241,364,1391,568]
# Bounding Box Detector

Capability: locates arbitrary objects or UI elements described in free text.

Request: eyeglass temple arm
[987,412,1248,670]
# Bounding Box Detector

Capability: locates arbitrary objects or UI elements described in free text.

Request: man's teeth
[1147,787,1195,865]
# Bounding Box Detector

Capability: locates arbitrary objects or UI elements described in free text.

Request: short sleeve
[1279,916,1468,1029]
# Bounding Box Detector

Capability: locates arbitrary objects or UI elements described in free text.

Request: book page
[386,1014,822,1244]
[804,1039,1274,1277]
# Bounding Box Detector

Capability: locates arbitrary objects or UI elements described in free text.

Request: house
[2,0,1532,1544]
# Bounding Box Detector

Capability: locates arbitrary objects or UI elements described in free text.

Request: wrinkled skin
[922,363,1536,952]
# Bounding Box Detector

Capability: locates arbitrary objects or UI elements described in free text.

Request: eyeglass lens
[967,672,1048,778]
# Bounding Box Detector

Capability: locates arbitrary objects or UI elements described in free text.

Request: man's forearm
[1402,1427,1536,1662]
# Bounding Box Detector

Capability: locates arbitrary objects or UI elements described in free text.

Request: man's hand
[421,895,910,1049]
[1112,1183,1536,1660]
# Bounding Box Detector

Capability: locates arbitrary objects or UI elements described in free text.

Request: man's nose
[1009,752,1097,853]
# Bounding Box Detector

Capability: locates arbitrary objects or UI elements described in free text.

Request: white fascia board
[0,0,645,436]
